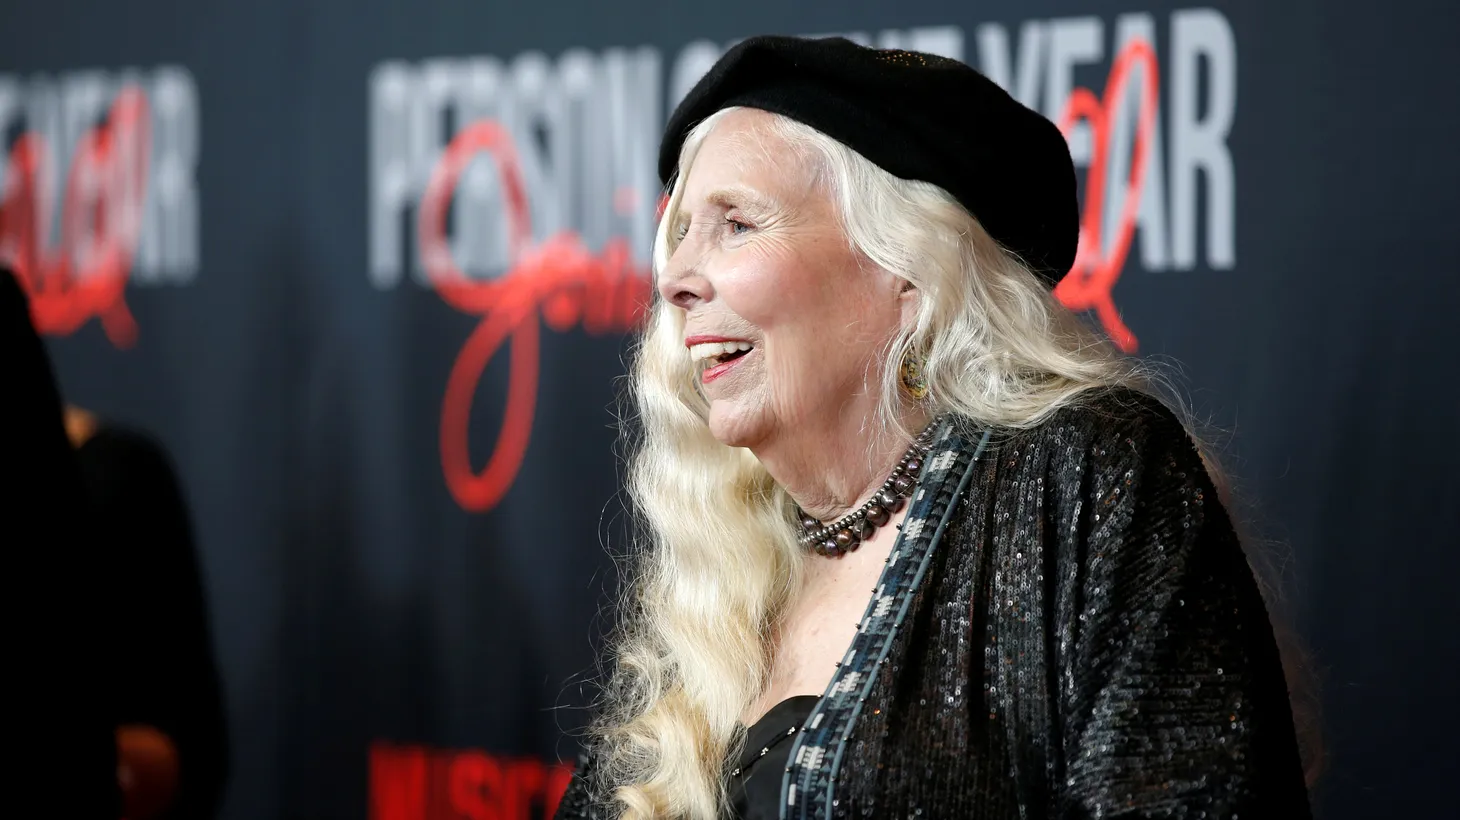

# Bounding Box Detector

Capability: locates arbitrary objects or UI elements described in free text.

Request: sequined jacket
[556,390,1313,819]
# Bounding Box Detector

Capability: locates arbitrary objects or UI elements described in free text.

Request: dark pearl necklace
[795,419,941,557]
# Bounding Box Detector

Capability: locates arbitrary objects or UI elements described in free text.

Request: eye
[726,217,752,235]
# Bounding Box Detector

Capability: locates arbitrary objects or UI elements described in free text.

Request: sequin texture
[555,390,1311,819]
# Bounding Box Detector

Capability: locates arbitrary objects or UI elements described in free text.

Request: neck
[752,402,931,523]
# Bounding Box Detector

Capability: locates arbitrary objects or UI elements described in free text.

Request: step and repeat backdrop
[3,0,1456,818]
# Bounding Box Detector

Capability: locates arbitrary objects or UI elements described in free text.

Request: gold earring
[900,351,929,400]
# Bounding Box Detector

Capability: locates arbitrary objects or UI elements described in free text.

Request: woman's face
[658,108,912,449]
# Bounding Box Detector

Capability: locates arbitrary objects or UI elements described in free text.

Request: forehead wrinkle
[708,118,822,203]
[667,116,827,248]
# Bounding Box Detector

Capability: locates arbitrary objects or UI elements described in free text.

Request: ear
[897,278,921,330]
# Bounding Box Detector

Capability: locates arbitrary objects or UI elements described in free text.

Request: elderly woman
[556,36,1312,819]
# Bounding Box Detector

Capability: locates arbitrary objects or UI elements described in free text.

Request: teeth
[689,341,753,362]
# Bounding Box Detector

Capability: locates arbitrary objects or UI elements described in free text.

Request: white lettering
[23,76,61,256]
[369,46,664,289]
[1106,13,1170,270]
[0,76,27,269]
[0,67,200,285]
[975,21,1047,110]
[1044,17,1103,163]
[456,56,512,279]
[1171,8,1237,269]
[137,67,199,282]
[591,48,661,258]
[558,47,599,253]
[668,40,722,115]
[367,12,1238,288]
[60,71,112,276]
[418,58,464,286]
[506,50,562,269]
[368,62,414,289]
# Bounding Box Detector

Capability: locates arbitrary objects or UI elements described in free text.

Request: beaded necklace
[794,418,941,557]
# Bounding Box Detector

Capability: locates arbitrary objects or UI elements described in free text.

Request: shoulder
[980,386,1207,484]
[74,422,188,509]
[953,388,1248,627]
[1,267,26,320]
[1011,388,1238,589]
[76,422,176,473]
[1032,385,1192,452]
[949,386,1225,547]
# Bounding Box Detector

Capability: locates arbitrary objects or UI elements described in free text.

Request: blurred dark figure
[4,267,119,817]
[64,405,230,820]
[3,266,228,819]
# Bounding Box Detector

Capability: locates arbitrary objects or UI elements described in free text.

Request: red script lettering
[0,86,150,347]
[1053,38,1159,353]
[419,121,651,512]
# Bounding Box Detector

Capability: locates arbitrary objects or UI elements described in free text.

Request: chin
[706,401,769,450]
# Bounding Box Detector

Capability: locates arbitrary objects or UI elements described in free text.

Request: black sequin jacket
[556,390,1313,819]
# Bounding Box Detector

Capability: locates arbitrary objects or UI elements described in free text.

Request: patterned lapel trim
[780,421,993,819]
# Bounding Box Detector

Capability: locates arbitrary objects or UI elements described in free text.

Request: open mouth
[690,341,752,365]
[690,341,754,382]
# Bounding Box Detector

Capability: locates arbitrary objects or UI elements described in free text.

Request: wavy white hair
[586,107,1163,818]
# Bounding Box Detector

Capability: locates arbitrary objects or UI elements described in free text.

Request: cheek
[765,257,902,382]
[724,241,859,326]
[716,242,899,376]
[711,249,812,328]
[775,250,900,348]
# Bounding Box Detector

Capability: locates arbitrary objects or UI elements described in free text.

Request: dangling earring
[900,351,929,400]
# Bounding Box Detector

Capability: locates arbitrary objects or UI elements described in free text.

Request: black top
[76,425,230,820]
[729,696,819,820]
[3,268,120,817]
[557,391,1312,818]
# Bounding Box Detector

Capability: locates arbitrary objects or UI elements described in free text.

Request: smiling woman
[554,34,1313,820]
[659,108,911,456]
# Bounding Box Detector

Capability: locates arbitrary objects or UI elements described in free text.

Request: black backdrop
[2,1,1457,818]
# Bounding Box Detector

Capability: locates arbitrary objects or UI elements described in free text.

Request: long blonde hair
[587,108,1175,818]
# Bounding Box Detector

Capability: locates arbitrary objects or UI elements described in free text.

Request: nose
[656,245,714,310]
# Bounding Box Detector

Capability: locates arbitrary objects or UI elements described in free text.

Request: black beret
[659,35,1078,286]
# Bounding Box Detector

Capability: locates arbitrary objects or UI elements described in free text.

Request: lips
[685,335,755,384]
[688,340,752,363]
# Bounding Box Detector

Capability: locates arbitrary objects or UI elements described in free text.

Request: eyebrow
[698,184,781,213]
